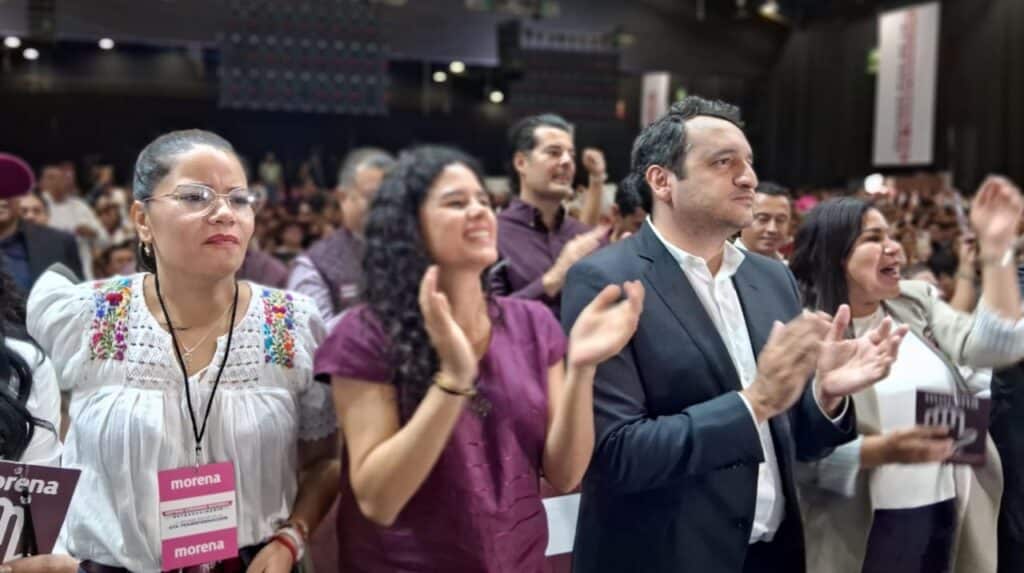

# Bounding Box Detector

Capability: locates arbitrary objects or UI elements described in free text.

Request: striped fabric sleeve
[964,300,1024,367]
[803,436,863,498]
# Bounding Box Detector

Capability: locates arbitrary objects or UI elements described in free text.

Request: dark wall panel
[753,0,1024,190]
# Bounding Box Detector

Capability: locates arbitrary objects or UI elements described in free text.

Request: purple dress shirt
[287,228,364,323]
[489,198,593,317]
[314,297,568,572]
[237,248,289,288]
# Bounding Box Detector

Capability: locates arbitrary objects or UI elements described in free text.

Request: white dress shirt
[44,193,110,280]
[648,221,786,543]
[733,237,786,263]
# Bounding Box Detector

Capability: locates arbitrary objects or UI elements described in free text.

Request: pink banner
[0,461,80,563]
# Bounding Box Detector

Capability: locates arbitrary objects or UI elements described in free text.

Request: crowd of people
[2,94,1024,573]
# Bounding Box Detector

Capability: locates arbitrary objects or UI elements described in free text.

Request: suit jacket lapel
[732,261,772,356]
[734,259,798,474]
[21,224,50,281]
[636,222,742,393]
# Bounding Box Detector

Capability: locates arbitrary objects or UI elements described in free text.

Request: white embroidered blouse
[27,271,336,572]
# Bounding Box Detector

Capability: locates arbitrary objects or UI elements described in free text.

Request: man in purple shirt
[489,113,608,316]
[288,148,395,325]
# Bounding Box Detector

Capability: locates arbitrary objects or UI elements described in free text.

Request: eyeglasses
[144,183,260,214]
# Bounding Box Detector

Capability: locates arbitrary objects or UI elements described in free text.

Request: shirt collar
[734,236,784,261]
[506,198,566,232]
[851,306,886,337]
[647,216,745,279]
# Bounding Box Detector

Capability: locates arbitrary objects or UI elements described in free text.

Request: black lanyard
[154,273,239,465]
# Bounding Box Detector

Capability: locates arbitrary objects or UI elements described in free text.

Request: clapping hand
[816,304,908,412]
[970,175,1023,254]
[419,266,477,384]
[567,281,645,369]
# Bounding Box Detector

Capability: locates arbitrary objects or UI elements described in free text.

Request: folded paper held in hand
[915,389,991,465]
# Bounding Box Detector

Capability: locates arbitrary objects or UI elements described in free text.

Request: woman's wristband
[978,245,1015,268]
[434,371,477,397]
[272,533,299,563]
[273,524,306,562]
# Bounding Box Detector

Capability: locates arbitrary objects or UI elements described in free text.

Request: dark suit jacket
[22,221,83,285]
[560,221,855,573]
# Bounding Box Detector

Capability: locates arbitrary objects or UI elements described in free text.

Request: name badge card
[157,462,238,570]
[0,461,80,563]
[916,389,991,466]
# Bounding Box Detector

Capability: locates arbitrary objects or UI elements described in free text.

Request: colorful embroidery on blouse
[262,289,296,368]
[90,278,133,361]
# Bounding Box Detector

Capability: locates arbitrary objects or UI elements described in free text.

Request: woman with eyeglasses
[791,177,1024,573]
[26,130,339,573]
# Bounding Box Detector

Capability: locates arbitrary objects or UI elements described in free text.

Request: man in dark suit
[1,153,84,293]
[561,97,902,573]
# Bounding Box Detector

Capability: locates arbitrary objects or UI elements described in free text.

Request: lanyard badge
[153,274,242,569]
[158,462,238,570]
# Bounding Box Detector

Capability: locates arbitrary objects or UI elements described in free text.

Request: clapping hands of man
[742,305,908,423]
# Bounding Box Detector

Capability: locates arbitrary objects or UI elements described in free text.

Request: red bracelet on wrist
[272,533,299,563]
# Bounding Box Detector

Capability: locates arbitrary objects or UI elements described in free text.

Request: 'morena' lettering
[169,474,222,491]
[173,540,225,559]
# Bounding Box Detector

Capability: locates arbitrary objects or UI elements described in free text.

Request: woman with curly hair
[315,145,644,572]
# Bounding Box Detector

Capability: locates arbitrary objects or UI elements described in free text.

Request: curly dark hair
[1,260,52,460]
[363,145,493,420]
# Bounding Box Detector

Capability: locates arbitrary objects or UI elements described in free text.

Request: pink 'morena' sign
[157,462,238,570]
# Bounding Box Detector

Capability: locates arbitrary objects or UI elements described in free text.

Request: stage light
[23,48,39,61]
[864,173,886,195]
[4,37,21,49]
[759,1,780,18]
[489,90,504,104]
[449,60,466,74]
[433,70,447,83]
[99,38,115,50]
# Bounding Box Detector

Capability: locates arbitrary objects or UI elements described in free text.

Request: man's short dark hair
[506,113,574,194]
[630,96,743,182]
[756,181,791,203]
[625,96,743,213]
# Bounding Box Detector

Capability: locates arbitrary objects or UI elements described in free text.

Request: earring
[143,243,152,257]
